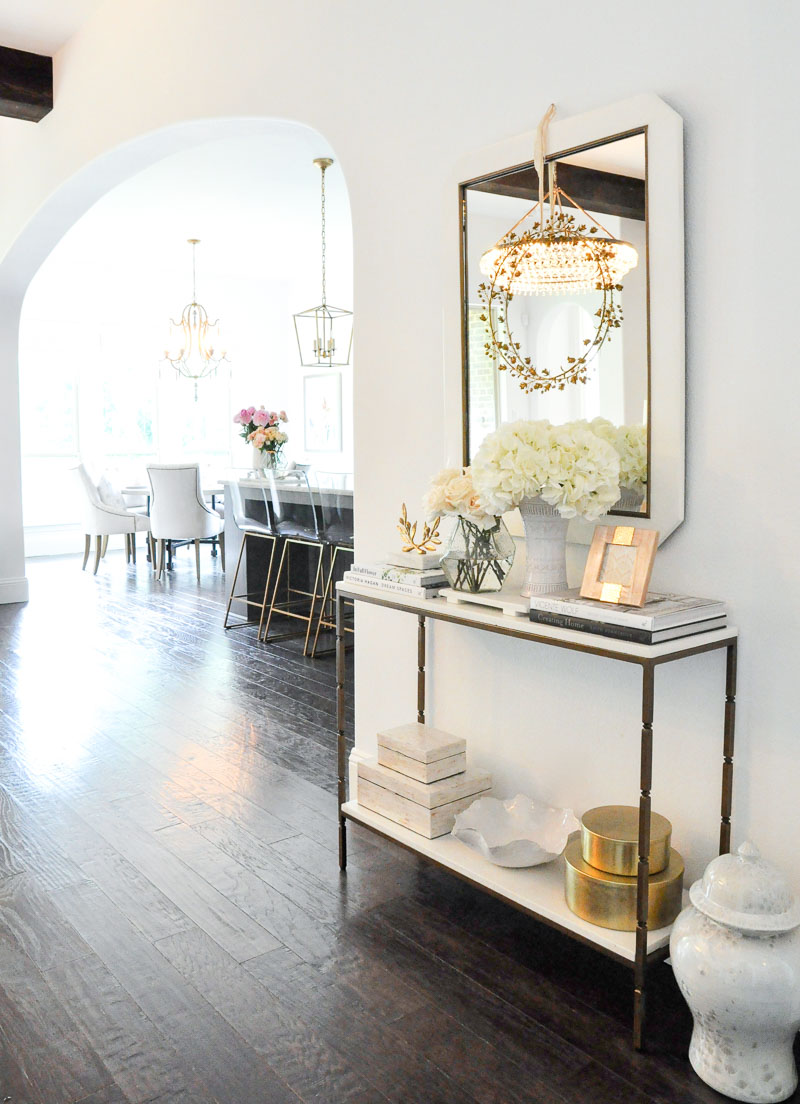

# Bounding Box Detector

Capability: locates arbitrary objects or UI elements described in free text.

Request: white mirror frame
[444,93,685,545]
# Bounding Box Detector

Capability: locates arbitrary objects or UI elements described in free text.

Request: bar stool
[261,470,326,655]
[223,479,277,637]
[311,472,355,657]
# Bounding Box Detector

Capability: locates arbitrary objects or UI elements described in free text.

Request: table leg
[633,661,655,1051]
[417,614,426,724]
[720,640,738,855]
[336,590,347,871]
[211,494,218,557]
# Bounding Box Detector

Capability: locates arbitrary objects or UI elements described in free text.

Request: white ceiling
[24,121,353,319]
[0,0,103,54]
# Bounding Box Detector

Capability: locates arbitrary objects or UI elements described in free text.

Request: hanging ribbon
[534,103,556,224]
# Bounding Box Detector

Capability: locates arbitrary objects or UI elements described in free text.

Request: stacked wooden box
[357,722,491,839]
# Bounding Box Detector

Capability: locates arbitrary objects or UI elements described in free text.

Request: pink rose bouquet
[233,406,289,453]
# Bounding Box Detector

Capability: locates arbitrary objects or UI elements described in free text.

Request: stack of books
[342,558,447,600]
[528,590,727,644]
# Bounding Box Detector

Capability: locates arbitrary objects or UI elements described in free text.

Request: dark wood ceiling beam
[0,44,53,122]
[471,163,646,221]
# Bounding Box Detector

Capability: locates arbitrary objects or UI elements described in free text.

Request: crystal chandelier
[164,238,229,397]
[293,157,352,367]
[478,105,639,394]
[479,182,638,296]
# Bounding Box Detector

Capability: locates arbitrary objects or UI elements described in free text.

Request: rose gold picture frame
[580,525,659,607]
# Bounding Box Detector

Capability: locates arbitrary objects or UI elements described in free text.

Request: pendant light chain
[320,162,327,307]
[292,156,352,367]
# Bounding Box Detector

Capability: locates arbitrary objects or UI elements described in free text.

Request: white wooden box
[356,759,491,839]
[377,722,465,763]
[377,745,466,783]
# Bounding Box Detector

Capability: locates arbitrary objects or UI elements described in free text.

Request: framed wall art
[303,372,342,452]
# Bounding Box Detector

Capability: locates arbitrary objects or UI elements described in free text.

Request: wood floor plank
[44,952,212,1104]
[0,780,88,890]
[155,820,336,962]
[51,880,302,1104]
[0,936,112,1102]
[65,803,283,962]
[0,870,93,972]
[155,926,388,1102]
[242,937,485,1104]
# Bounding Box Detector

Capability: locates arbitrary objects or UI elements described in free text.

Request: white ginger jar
[670,841,800,1103]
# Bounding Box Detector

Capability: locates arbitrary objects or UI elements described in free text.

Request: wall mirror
[452,95,684,542]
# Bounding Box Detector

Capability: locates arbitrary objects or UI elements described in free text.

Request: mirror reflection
[462,129,649,514]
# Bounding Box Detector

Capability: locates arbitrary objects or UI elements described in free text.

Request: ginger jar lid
[689,841,800,933]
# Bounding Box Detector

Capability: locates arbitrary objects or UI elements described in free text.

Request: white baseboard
[0,576,29,605]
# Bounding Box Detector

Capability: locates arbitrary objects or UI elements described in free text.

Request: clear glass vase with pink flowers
[233,406,289,471]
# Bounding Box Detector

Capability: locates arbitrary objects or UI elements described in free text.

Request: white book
[342,572,445,600]
[350,562,446,586]
[528,589,727,630]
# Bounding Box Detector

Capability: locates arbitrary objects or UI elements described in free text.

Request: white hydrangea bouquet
[471,419,621,520]
[471,420,621,596]
[585,417,647,497]
[423,467,515,593]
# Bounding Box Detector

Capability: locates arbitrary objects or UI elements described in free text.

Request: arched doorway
[1,116,353,584]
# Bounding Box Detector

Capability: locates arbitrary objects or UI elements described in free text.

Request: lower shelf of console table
[334,580,739,1052]
[342,799,683,963]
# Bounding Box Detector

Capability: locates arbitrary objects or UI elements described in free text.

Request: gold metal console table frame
[334,581,738,1051]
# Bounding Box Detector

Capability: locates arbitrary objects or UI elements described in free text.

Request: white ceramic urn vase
[518,496,569,597]
[670,842,800,1103]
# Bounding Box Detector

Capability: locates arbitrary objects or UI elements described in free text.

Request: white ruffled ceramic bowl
[451,794,579,868]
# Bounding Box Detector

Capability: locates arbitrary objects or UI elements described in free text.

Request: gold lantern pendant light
[164,238,229,399]
[478,105,638,394]
[294,157,353,367]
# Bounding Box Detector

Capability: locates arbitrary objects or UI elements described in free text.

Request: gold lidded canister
[564,836,684,931]
[581,804,672,877]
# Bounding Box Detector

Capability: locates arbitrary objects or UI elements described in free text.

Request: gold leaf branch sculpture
[397,503,441,554]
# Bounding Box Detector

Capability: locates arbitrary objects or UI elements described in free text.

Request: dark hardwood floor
[0,550,787,1103]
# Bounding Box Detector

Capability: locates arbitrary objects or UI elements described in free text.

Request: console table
[334,580,738,1050]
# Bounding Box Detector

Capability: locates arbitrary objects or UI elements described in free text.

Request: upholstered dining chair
[146,463,225,582]
[74,463,151,574]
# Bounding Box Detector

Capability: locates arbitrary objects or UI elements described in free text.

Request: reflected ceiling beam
[472,163,645,221]
[0,45,53,122]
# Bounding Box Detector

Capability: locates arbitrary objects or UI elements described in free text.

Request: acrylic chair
[146,463,225,582]
[223,478,277,636]
[74,463,151,574]
[260,470,327,655]
[310,472,355,657]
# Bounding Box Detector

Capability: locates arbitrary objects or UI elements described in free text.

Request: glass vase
[252,447,284,472]
[441,516,515,593]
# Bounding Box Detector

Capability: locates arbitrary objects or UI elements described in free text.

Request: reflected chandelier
[293,157,353,367]
[478,104,638,394]
[164,238,229,397]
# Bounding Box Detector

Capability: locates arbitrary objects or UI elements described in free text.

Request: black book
[528,608,727,645]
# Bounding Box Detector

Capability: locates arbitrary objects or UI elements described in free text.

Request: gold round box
[564,836,684,931]
[581,804,672,877]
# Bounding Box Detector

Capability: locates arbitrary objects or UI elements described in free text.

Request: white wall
[0,0,798,885]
